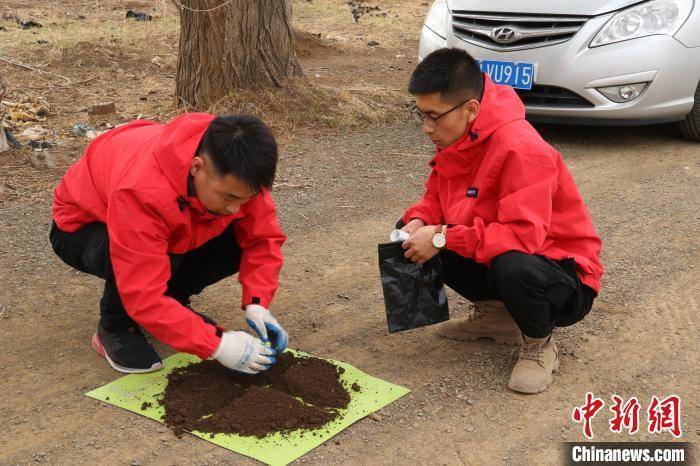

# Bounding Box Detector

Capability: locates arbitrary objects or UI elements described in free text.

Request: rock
[0,126,10,152]
[126,11,152,21]
[15,17,42,29]
[86,129,107,140]
[72,123,106,140]
[30,151,56,169]
[131,460,141,466]
[28,140,52,150]
[87,102,116,116]
[72,123,94,137]
[368,413,382,422]
[20,125,48,142]
[367,40,380,46]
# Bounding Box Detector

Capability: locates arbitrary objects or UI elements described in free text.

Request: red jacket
[53,113,286,359]
[403,75,603,293]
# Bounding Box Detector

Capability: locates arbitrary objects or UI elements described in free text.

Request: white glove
[212,331,276,374]
[245,304,289,352]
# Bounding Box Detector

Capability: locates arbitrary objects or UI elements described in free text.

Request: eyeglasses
[415,98,474,127]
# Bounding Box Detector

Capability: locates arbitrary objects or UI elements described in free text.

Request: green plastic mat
[86,350,410,466]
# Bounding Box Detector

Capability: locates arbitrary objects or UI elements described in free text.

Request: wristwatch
[432,225,446,249]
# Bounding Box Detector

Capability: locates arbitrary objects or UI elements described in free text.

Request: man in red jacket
[399,48,604,394]
[50,113,287,375]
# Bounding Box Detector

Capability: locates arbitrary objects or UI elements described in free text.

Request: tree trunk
[176,0,302,109]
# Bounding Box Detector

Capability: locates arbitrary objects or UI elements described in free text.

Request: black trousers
[397,221,596,338]
[49,222,241,331]
[441,250,596,337]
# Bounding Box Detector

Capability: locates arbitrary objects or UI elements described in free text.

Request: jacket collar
[427,74,526,179]
[150,113,221,218]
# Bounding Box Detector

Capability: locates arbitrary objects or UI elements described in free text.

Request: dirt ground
[1,1,698,465]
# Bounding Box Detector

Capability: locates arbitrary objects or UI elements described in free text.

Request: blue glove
[245,305,289,352]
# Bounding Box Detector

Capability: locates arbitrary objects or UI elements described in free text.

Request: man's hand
[400,218,426,236]
[212,331,276,374]
[402,225,440,264]
[245,305,289,352]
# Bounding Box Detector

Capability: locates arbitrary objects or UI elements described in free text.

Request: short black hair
[408,48,484,103]
[197,115,278,191]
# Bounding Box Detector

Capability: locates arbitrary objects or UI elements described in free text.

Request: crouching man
[399,49,604,393]
[50,113,288,375]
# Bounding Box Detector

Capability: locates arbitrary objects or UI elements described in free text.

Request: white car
[419,0,700,140]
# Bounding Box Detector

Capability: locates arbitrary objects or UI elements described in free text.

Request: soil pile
[160,352,356,438]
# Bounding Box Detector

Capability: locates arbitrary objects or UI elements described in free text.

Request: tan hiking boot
[508,334,559,394]
[434,300,522,345]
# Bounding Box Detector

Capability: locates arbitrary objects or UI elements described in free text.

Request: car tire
[679,79,700,142]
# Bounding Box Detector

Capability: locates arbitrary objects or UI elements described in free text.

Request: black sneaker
[91,325,163,374]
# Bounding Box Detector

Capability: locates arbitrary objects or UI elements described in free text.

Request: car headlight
[425,0,449,39]
[590,0,694,47]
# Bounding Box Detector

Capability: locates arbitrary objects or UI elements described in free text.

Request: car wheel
[679,79,700,142]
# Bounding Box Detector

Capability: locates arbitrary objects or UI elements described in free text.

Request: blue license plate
[478,60,536,90]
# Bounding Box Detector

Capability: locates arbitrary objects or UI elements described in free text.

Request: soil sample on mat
[160,352,353,438]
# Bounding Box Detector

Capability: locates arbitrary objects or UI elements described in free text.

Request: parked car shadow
[532,122,685,146]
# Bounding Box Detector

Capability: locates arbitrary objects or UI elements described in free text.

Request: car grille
[451,11,588,51]
[515,85,594,108]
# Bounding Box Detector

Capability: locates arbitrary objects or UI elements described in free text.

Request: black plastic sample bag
[378,242,449,333]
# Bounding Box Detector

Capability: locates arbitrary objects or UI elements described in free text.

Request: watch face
[432,232,446,249]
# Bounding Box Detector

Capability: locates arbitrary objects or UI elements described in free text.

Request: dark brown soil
[160,352,352,438]
[276,355,351,408]
[197,385,335,438]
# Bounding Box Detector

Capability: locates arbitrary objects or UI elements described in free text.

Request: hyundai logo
[491,26,521,44]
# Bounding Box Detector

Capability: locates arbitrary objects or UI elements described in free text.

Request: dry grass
[0,5,181,127]
[0,0,428,209]
[1,1,421,134]
[1,1,180,76]
[208,77,411,138]
[0,151,70,207]
[294,0,427,49]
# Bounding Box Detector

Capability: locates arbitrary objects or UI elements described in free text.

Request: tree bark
[176,0,302,109]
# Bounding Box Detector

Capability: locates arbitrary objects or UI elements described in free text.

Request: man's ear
[190,155,204,176]
[465,99,480,124]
